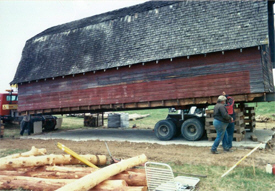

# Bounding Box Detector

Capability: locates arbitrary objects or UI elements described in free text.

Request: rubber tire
[181,118,204,141]
[168,118,181,137]
[44,121,56,131]
[154,120,176,141]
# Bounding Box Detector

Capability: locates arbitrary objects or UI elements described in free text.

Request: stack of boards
[205,104,256,142]
[84,113,103,127]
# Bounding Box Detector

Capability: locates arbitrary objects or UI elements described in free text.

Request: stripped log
[43,165,145,174]
[0,175,72,191]
[0,166,145,175]
[0,168,146,186]
[0,146,46,160]
[110,171,146,186]
[92,180,127,191]
[43,165,97,173]
[0,175,128,191]
[0,170,95,179]
[125,187,147,191]
[0,154,106,170]
[56,154,147,191]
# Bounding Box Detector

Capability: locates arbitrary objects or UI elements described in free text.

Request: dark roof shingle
[12,0,269,84]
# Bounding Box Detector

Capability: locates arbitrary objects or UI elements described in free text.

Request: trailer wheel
[181,118,204,141]
[44,120,56,131]
[154,120,176,141]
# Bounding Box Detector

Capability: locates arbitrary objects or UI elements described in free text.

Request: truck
[11,1,275,140]
[0,90,20,123]
[0,90,57,132]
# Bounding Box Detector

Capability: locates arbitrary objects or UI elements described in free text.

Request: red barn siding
[18,47,266,112]
[261,45,275,92]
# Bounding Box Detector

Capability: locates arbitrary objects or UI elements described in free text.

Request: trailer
[11,1,275,140]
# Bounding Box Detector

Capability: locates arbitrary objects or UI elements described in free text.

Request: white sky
[0,0,274,93]
[0,0,145,93]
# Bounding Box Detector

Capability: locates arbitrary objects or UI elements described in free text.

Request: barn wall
[18,47,265,112]
[261,45,274,92]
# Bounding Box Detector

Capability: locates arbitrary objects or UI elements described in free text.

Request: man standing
[20,114,31,136]
[211,95,233,154]
[223,91,235,150]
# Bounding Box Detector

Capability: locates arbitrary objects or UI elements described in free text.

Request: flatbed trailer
[18,92,274,115]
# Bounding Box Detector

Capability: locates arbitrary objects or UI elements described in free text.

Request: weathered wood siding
[261,45,274,92]
[18,47,270,112]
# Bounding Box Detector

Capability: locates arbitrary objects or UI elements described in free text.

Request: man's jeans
[20,121,31,136]
[226,122,235,149]
[211,119,229,151]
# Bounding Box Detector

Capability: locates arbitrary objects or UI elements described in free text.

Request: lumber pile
[237,103,256,132]
[103,113,150,121]
[0,147,148,191]
[129,114,150,121]
[205,108,246,142]
[84,113,103,127]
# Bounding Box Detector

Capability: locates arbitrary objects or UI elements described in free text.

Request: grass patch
[0,148,28,158]
[1,123,21,138]
[170,163,275,191]
[119,109,168,129]
[247,102,275,119]
[55,109,169,129]
[57,116,85,130]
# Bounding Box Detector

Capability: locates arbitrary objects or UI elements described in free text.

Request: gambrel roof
[12,0,269,84]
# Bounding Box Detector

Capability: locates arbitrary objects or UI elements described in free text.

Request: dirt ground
[0,137,274,169]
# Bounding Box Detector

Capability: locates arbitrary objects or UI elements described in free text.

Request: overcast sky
[0,1,274,94]
[0,0,145,93]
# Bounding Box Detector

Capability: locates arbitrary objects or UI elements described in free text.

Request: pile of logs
[205,108,246,142]
[0,146,148,191]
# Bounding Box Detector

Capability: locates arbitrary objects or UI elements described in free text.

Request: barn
[11,1,275,114]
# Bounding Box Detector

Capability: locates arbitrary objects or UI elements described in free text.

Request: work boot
[223,148,233,152]
[211,150,219,154]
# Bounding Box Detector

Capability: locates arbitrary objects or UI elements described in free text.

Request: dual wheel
[154,118,204,141]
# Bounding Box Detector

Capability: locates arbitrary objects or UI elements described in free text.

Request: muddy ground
[0,138,274,169]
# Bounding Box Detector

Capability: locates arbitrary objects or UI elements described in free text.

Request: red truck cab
[0,92,19,122]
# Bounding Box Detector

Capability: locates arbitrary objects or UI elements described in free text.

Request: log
[0,154,106,170]
[56,154,147,191]
[0,146,46,160]
[0,175,72,191]
[0,175,127,191]
[0,168,146,186]
[43,165,145,174]
[0,166,144,174]
[125,187,147,191]
[110,171,146,186]
[44,165,95,173]
[0,169,95,179]
[92,180,127,191]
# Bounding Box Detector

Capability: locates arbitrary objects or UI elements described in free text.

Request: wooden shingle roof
[12,0,269,84]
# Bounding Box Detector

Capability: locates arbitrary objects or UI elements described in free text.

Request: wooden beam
[19,93,266,115]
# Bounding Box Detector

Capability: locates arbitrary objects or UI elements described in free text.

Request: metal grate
[145,162,177,191]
